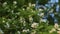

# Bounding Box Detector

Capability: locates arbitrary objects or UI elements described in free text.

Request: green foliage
[0,0,60,34]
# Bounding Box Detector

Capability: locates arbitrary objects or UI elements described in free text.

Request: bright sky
[50,0,58,3]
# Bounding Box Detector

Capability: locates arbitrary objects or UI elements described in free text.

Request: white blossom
[31,22,38,28]
[3,2,7,7]
[27,7,30,10]
[19,17,25,23]
[57,28,60,31]
[39,9,43,11]
[4,22,10,28]
[29,15,33,22]
[23,21,26,26]
[40,13,44,17]
[13,1,17,4]
[17,31,21,34]
[49,28,56,33]
[40,19,47,23]
[22,8,25,11]
[29,3,32,7]
[22,29,29,32]
[2,20,5,23]
[51,28,56,31]
[54,23,59,29]
[32,4,35,7]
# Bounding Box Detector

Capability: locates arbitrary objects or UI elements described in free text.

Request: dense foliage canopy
[0,0,60,34]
